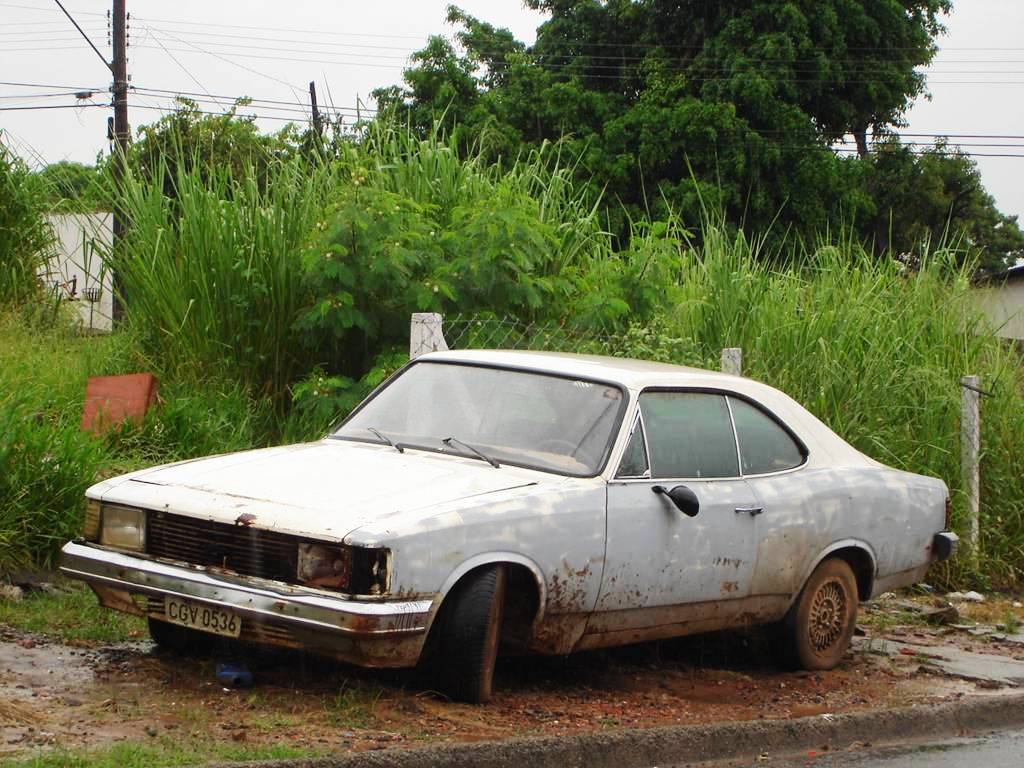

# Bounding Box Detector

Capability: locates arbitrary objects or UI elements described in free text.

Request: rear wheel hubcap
[809,580,846,652]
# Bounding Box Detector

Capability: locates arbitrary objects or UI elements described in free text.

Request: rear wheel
[785,558,858,670]
[426,565,506,703]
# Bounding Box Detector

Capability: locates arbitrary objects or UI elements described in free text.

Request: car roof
[419,349,723,389]
[418,349,874,468]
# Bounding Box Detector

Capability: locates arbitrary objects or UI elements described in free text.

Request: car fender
[787,538,878,610]
[426,551,548,634]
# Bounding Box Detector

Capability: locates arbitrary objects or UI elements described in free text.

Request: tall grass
[112,156,335,405]
[635,220,1023,586]
[0,140,53,305]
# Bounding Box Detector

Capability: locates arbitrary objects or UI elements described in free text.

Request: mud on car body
[61,350,958,702]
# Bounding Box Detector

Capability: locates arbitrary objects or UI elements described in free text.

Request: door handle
[735,506,764,517]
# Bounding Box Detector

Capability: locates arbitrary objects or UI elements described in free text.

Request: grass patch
[0,738,319,768]
[322,680,383,729]
[0,581,143,646]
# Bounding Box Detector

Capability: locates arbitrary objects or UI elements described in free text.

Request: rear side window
[729,397,805,475]
[639,392,739,478]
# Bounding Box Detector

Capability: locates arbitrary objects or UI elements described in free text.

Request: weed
[0,581,143,645]
[1,737,318,768]
[322,680,382,729]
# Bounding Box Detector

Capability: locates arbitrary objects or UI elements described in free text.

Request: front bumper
[60,541,434,667]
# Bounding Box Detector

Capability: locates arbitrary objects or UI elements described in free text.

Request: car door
[725,395,820,598]
[590,390,762,636]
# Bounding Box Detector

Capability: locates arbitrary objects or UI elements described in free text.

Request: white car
[61,350,958,702]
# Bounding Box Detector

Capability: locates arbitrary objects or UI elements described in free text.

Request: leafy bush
[0,390,106,569]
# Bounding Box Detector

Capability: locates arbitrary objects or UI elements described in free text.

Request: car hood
[101,439,542,541]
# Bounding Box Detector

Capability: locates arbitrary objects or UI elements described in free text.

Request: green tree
[129,98,302,196]
[33,160,107,212]
[373,2,1024,263]
[868,138,1024,272]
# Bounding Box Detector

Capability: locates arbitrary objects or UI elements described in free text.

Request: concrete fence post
[410,313,449,360]
[960,375,981,555]
[721,347,742,376]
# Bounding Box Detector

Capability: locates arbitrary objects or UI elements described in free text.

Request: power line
[0,102,107,111]
[0,79,107,90]
[126,101,311,124]
[0,90,87,99]
[135,23,231,112]
[123,32,1024,84]
[0,1,105,14]
[131,86,376,114]
[0,25,105,35]
[112,25,1024,67]
[141,23,306,103]
[132,14,426,41]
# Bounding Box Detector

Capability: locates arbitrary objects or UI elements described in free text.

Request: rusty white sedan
[61,351,958,702]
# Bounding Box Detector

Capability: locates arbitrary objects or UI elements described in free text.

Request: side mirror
[652,484,700,517]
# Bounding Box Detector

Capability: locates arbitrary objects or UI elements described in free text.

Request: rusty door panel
[595,479,760,632]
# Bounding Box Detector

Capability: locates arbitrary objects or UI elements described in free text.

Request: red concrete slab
[81,373,159,434]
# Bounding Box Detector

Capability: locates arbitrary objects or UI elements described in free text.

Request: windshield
[334,361,625,476]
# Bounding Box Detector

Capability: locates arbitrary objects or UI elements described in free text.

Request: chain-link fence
[442,313,620,355]
[435,312,720,371]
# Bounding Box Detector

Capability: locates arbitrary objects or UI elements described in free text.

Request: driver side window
[619,391,739,479]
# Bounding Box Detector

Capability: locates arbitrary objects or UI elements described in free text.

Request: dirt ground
[1,592,1022,760]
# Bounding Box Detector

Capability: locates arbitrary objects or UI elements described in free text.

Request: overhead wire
[139,22,308,109]
[0,1,105,15]
[132,23,231,111]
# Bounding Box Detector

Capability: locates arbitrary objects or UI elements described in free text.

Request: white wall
[975,279,1024,341]
[41,213,114,332]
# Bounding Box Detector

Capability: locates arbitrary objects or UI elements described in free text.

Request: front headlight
[99,504,146,551]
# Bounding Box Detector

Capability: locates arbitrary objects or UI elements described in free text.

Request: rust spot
[235,512,257,527]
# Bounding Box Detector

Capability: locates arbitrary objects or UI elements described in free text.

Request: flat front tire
[429,564,506,703]
[786,558,858,670]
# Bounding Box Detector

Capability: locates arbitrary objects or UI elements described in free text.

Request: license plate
[160,597,241,638]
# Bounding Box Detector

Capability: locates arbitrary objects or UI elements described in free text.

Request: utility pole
[309,81,323,136]
[110,0,129,320]
[54,0,129,320]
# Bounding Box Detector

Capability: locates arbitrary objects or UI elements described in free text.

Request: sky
[2,1,1023,222]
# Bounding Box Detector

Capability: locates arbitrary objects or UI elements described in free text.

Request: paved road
[733,728,1024,767]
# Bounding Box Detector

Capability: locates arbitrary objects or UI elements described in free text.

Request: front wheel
[785,558,858,670]
[426,565,506,703]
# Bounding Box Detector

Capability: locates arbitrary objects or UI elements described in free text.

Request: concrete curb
[213,692,1024,768]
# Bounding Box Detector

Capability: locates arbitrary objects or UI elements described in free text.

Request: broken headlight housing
[99,504,146,551]
[296,543,351,590]
[295,542,389,595]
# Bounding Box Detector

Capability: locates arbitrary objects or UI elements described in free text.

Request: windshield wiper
[442,436,500,468]
[366,427,404,453]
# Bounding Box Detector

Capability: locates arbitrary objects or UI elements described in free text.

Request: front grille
[146,510,299,582]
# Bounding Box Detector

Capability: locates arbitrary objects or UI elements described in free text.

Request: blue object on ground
[216,661,253,688]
